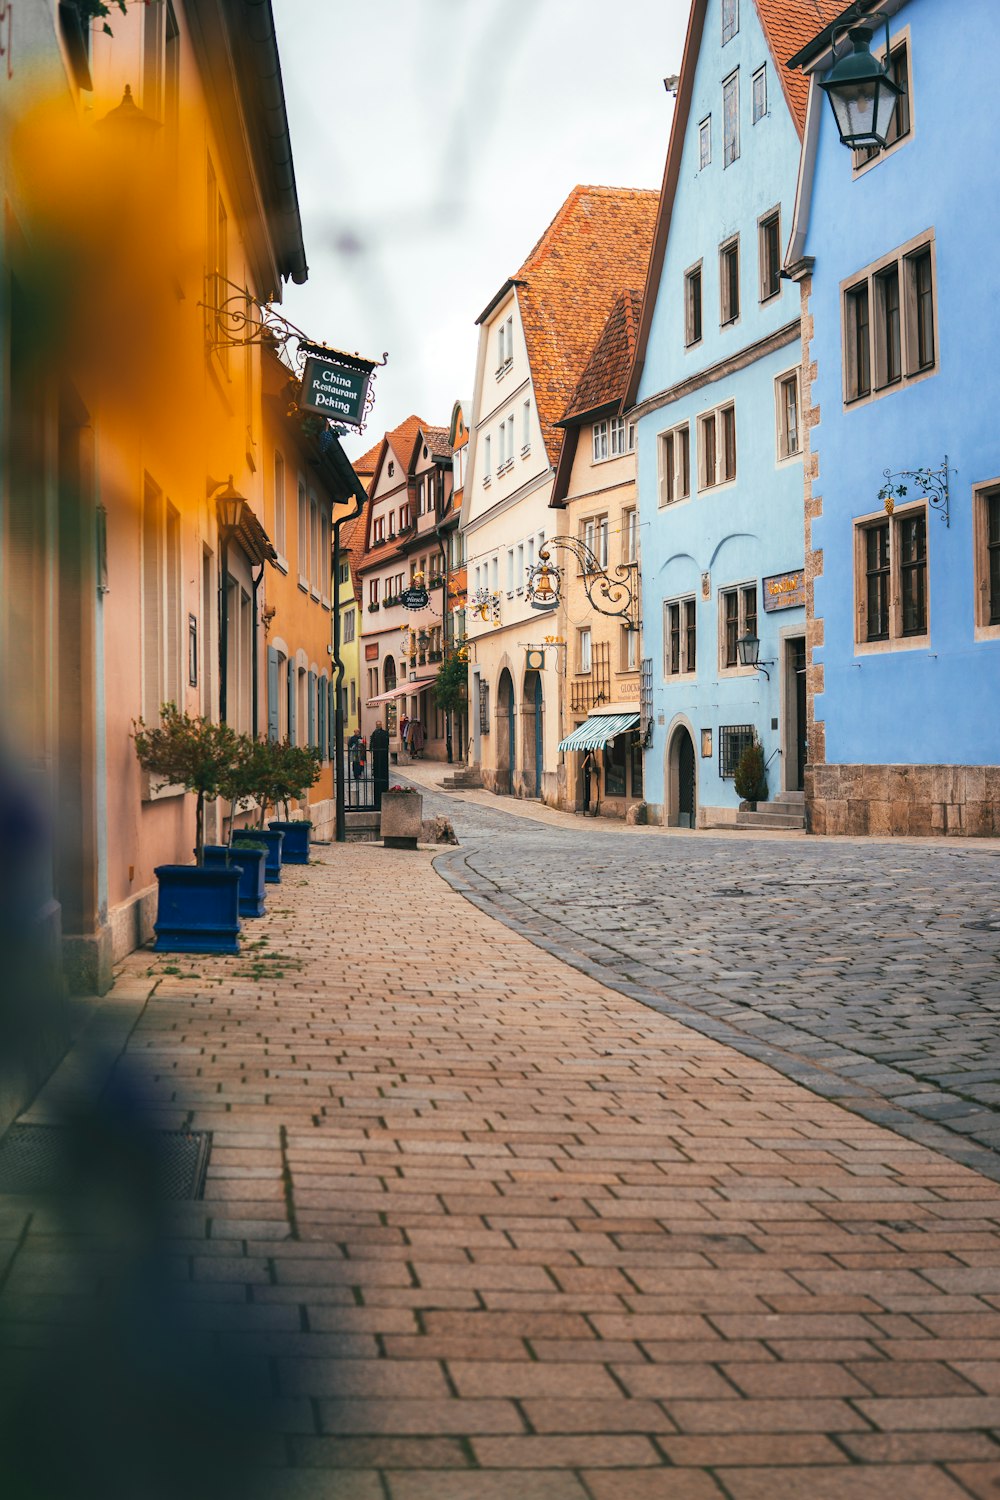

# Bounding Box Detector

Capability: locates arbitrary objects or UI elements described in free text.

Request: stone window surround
[852,499,930,654]
[840,228,938,411]
[973,478,1000,642]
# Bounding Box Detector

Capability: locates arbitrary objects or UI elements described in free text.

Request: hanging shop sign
[762,568,805,612]
[299,352,374,427]
[400,585,429,610]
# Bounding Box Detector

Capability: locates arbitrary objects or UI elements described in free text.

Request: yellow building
[548,292,646,818]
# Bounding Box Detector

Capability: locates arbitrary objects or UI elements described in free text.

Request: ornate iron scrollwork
[878,456,952,528]
[527,536,640,630]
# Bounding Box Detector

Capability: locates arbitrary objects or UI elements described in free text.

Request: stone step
[774,790,805,805]
[735,807,806,831]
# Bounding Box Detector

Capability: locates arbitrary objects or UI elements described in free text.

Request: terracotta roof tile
[512,185,658,464]
[755,0,846,133]
[352,438,382,480]
[560,289,644,423]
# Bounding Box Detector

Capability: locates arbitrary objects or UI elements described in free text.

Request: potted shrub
[380,784,423,850]
[266,742,322,864]
[231,739,286,883]
[203,737,268,917]
[132,705,243,953]
[734,737,768,812]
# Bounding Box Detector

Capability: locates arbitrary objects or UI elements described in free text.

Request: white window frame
[684,261,703,348]
[522,399,531,455]
[720,235,740,327]
[664,595,697,679]
[592,420,609,463]
[657,423,691,508]
[622,507,638,565]
[610,416,629,456]
[698,403,737,491]
[974,480,1000,642]
[775,369,801,463]
[582,514,609,570]
[578,626,592,676]
[722,0,738,46]
[841,231,937,409]
[273,450,286,562]
[758,208,782,304]
[621,623,638,672]
[342,608,356,644]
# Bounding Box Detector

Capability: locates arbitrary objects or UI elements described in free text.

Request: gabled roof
[508,185,658,465]
[367,415,427,498]
[410,424,453,468]
[352,438,383,484]
[624,0,844,409]
[560,289,643,425]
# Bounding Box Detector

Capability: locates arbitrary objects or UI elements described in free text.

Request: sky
[271,0,690,458]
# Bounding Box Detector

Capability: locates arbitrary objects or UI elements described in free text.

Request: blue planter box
[268,820,311,864]
[233,827,283,883]
[153,864,242,954]
[203,844,266,918]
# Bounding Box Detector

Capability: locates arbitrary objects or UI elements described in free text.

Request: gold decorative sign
[762,568,805,612]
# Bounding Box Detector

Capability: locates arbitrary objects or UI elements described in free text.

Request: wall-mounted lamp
[736,632,775,681]
[819,19,903,150]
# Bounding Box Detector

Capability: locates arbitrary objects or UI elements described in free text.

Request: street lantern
[215,476,248,536]
[737,632,775,681]
[819,25,903,150]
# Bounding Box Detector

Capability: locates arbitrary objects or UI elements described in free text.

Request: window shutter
[308,670,317,747]
[318,678,327,761]
[267,647,280,742]
[287,661,296,743]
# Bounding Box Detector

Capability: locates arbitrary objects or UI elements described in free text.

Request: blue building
[626,0,840,828]
[787,0,1000,836]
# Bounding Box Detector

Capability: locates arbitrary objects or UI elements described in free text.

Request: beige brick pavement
[5,840,1000,1498]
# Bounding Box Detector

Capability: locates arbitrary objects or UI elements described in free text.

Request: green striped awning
[558,712,640,753]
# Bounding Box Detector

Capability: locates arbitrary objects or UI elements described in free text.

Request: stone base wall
[806,764,1000,837]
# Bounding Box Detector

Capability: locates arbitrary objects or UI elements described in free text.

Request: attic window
[388,461,395,477]
[423,445,428,458]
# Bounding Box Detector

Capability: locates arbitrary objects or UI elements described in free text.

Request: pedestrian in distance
[370,719,390,808]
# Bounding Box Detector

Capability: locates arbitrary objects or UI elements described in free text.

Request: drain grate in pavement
[0,1125,212,1199]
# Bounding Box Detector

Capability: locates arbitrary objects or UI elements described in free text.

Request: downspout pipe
[251,560,265,737]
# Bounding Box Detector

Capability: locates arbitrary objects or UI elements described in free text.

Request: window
[141,477,182,723]
[583,515,609,569]
[373,514,384,545]
[720,583,757,669]
[720,237,740,325]
[368,578,379,607]
[684,263,703,346]
[387,460,394,478]
[205,158,229,368]
[723,71,740,166]
[759,210,781,302]
[854,39,911,168]
[498,421,506,468]
[522,399,531,452]
[622,507,638,564]
[310,496,320,591]
[506,547,514,592]
[508,412,515,462]
[592,421,609,462]
[621,624,638,672]
[722,0,738,45]
[342,608,355,644]
[658,424,691,506]
[775,371,801,460]
[855,506,928,646]
[273,451,286,558]
[610,417,629,456]
[699,404,736,489]
[664,596,697,677]
[976,486,1000,633]
[479,678,490,734]
[752,65,767,122]
[843,236,936,404]
[297,481,308,583]
[699,116,711,170]
[497,322,506,369]
[578,627,592,675]
[720,724,755,779]
[484,434,491,480]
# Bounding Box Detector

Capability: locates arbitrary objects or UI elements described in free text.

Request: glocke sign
[300,353,373,426]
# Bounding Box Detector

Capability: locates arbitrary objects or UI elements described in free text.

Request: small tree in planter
[265,741,322,864]
[207,738,269,916]
[734,737,768,811]
[131,704,243,952]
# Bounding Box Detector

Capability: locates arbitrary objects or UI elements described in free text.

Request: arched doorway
[383,656,396,692]
[667,723,697,828]
[521,669,543,797]
[497,669,515,794]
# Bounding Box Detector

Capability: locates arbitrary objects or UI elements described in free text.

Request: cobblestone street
[3,806,1000,1496]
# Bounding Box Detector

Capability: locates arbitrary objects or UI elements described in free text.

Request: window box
[429,650,442,662]
[368,601,381,613]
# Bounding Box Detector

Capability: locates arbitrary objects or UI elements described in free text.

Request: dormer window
[388,461,395,477]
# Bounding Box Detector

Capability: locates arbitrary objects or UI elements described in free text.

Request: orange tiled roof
[370,414,426,495]
[755,0,847,132]
[512,185,658,465]
[560,289,643,423]
[352,438,382,482]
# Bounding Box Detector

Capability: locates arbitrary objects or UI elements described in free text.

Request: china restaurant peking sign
[299,351,374,427]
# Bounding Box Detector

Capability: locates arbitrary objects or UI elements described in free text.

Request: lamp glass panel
[736,633,759,667]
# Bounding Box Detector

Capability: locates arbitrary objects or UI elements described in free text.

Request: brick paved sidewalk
[4,842,1000,1498]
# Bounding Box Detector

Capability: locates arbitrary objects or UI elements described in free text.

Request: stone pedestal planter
[203,844,267,918]
[268,819,311,864]
[380,790,423,850]
[153,865,242,954]
[233,827,284,883]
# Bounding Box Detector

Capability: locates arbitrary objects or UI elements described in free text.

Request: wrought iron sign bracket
[526,536,640,630]
[878,456,952,528]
